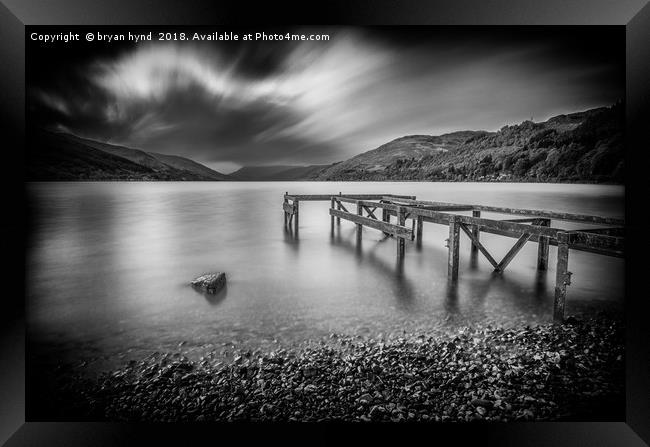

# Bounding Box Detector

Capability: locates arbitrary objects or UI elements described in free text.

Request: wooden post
[553,232,570,323]
[537,218,550,270]
[284,195,288,227]
[294,200,299,236]
[411,218,416,241]
[382,202,390,236]
[448,215,460,283]
[470,210,480,266]
[356,202,363,244]
[330,197,335,233]
[397,206,406,260]
[336,192,341,226]
[416,216,423,247]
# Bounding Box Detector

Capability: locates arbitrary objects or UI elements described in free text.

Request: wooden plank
[329,208,412,238]
[381,196,624,225]
[382,196,471,208]
[283,202,295,215]
[459,223,499,270]
[496,233,531,272]
[287,194,415,201]
[572,227,625,237]
[475,205,624,226]
[455,213,560,238]
[502,218,542,223]
[569,231,625,252]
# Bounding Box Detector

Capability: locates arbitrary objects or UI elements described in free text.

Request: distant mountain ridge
[312,103,624,183]
[230,164,331,181]
[27,130,231,181]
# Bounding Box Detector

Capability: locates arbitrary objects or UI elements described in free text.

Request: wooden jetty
[283,192,625,322]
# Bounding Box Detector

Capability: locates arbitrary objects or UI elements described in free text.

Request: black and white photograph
[23,24,628,424]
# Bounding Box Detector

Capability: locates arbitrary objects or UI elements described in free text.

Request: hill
[230,164,331,181]
[313,103,624,183]
[27,130,231,181]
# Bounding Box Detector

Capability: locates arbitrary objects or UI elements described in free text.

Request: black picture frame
[1,0,649,445]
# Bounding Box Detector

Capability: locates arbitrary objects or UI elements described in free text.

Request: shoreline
[37,314,624,422]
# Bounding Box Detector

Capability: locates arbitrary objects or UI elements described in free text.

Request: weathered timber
[284,192,624,324]
[381,197,624,226]
[448,215,460,282]
[537,219,550,270]
[382,197,474,211]
[502,218,543,223]
[363,205,379,220]
[397,207,406,260]
[330,197,335,232]
[356,202,363,244]
[416,216,423,247]
[294,200,300,236]
[496,233,531,272]
[572,227,625,237]
[287,194,415,201]
[456,225,624,258]
[569,231,625,252]
[402,208,560,238]
[459,223,499,269]
[470,210,481,266]
[382,203,390,236]
[474,205,624,226]
[329,208,412,238]
[554,232,571,323]
[283,195,288,227]
[336,193,341,225]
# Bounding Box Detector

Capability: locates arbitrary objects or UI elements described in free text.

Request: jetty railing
[282,193,625,323]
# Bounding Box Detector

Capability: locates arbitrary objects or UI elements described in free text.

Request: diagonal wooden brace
[459,223,499,270]
[495,233,531,272]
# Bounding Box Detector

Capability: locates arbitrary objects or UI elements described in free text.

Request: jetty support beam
[397,207,406,261]
[470,209,481,267]
[448,215,460,282]
[356,202,363,244]
[554,232,571,323]
[537,218,551,270]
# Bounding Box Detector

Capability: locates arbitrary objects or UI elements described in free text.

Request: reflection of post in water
[533,269,548,301]
[444,280,459,316]
[395,254,404,277]
[283,225,299,246]
[330,231,415,307]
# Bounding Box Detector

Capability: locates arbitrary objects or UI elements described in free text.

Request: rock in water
[191,272,226,294]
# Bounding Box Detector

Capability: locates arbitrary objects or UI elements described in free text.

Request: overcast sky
[28,26,624,173]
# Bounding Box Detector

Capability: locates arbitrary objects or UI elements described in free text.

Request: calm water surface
[27,182,624,370]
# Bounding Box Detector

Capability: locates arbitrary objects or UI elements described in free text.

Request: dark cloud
[28,26,624,173]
